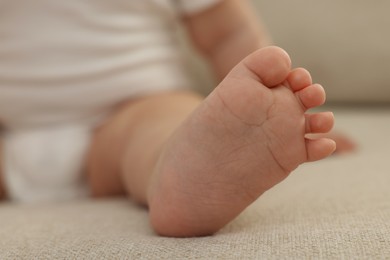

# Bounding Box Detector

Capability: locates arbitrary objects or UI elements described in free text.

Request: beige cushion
[255,0,390,103]
[1,107,389,258]
[187,1,390,102]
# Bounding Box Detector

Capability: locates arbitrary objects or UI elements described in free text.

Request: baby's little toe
[305,138,336,162]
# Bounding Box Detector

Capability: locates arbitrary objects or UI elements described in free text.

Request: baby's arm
[182,0,271,80]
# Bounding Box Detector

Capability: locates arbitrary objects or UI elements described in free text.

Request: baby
[0,0,340,236]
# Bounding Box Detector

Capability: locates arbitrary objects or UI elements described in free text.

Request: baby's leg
[87,46,335,237]
[86,92,203,202]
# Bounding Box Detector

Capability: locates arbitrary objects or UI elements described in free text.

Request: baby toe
[305,112,334,134]
[286,68,312,92]
[296,84,326,110]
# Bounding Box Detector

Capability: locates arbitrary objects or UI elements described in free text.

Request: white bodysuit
[0,0,221,202]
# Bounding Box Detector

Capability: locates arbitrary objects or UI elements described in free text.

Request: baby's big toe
[230,46,292,87]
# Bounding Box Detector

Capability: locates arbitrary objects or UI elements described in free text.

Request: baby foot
[148,46,335,237]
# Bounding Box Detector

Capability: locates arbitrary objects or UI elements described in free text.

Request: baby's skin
[0,46,336,238]
[147,46,335,236]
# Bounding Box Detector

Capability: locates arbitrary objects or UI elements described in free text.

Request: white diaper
[2,123,92,203]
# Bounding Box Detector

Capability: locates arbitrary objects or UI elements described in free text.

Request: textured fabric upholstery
[1,107,389,259]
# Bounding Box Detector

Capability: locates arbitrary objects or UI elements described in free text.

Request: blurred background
[181,0,390,104]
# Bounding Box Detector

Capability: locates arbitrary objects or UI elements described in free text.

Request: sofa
[1,107,390,259]
[1,0,390,259]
